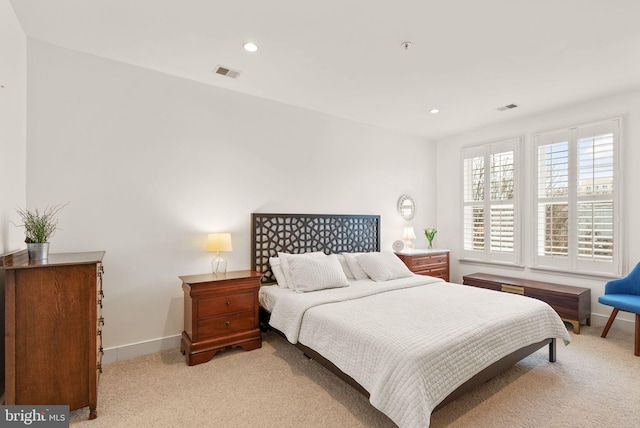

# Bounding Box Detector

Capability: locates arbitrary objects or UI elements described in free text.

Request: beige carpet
[70,326,640,427]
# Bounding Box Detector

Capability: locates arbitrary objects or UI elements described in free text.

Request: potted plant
[15,203,67,261]
[424,227,437,249]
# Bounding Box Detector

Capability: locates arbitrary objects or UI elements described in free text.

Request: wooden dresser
[0,250,105,419]
[396,249,450,281]
[462,272,591,333]
[180,270,262,366]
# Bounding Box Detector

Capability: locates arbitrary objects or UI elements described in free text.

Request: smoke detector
[497,103,519,111]
[214,66,242,79]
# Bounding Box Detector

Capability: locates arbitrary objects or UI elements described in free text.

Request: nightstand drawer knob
[226,301,230,306]
[225,321,230,327]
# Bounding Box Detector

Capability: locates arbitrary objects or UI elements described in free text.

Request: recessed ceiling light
[430,109,440,114]
[243,42,258,52]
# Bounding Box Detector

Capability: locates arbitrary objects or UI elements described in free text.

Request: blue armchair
[598,262,640,356]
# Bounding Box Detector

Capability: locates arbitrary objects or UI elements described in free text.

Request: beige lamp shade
[206,233,233,252]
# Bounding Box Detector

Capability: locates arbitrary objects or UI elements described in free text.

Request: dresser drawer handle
[225,301,230,306]
[416,261,423,265]
[225,321,231,327]
[501,284,525,295]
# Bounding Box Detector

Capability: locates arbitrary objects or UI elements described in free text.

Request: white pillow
[287,254,350,292]
[269,257,289,288]
[357,251,414,282]
[342,252,370,280]
[278,251,326,286]
[336,254,355,279]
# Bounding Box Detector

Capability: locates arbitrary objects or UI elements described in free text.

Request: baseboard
[588,312,635,334]
[102,334,182,364]
[101,313,635,365]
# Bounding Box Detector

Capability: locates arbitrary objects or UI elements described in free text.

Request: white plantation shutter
[576,124,615,263]
[490,204,514,253]
[490,150,515,253]
[463,150,485,252]
[535,131,570,265]
[462,138,520,264]
[533,119,620,276]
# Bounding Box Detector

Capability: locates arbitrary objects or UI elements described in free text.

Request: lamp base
[212,254,227,274]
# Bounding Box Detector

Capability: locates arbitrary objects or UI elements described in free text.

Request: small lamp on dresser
[402,227,416,249]
[207,233,233,273]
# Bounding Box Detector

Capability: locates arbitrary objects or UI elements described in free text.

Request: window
[462,138,521,264]
[533,118,621,276]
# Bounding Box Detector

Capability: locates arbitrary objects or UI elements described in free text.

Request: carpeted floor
[70,326,640,427]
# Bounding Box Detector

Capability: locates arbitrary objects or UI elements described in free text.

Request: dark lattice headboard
[251,213,381,284]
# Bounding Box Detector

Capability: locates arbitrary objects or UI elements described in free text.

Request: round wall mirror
[397,194,415,220]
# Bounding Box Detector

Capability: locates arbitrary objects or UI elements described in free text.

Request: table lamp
[207,233,233,273]
[402,227,416,249]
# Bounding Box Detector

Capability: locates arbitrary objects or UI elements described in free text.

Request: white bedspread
[268,277,571,428]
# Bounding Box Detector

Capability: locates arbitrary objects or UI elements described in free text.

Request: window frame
[461,137,523,266]
[531,118,622,277]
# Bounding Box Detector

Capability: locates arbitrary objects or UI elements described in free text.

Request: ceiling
[9,0,640,141]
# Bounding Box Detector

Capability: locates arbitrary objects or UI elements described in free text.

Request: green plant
[15,203,67,243]
[424,228,437,248]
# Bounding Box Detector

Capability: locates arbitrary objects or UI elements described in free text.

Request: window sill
[529,266,622,280]
[458,258,622,280]
[458,258,525,270]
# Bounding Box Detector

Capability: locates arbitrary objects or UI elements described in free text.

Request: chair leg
[601,308,620,338]
[635,313,639,357]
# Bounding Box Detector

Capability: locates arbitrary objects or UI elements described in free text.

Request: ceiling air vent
[214,65,242,79]
[497,103,519,111]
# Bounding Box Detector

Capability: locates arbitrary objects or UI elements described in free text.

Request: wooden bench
[462,273,591,334]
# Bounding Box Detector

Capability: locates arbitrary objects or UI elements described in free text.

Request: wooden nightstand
[396,249,450,281]
[180,270,262,365]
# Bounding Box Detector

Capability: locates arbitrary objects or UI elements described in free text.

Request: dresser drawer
[396,251,450,281]
[408,254,447,269]
[198,291,255,318]
[422,268,448,280]
[198,311,255,338]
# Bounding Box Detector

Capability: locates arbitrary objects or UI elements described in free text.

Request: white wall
[26,41,437,361]
[436,89,640,331]
[0,0,27,253]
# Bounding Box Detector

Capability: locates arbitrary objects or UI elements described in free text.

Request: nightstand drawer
[198,292,255,318]
[198,311,255,338]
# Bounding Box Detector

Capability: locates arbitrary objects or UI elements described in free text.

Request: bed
[251,213,571,428]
